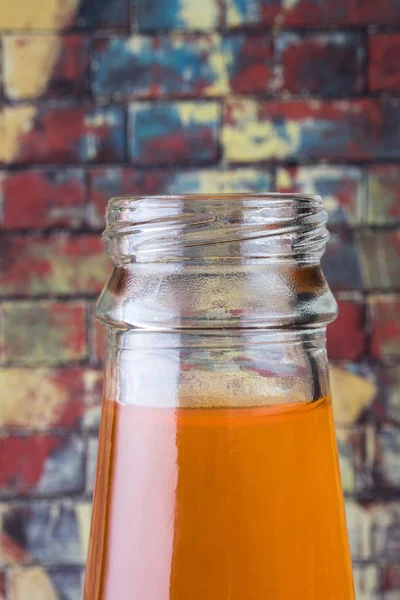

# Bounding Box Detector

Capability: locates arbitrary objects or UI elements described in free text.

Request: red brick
[0,368,103,430]
[6,105,125,165]
[223,34,273,94]
[227,0,400,28]
[381,564,400,593]
[368,164,400,225]
[327,299,366,360]
[276,33,364,96]
[2,169,85,230]
[370,296,400,360]
[47,34,90,97]
[0,572,5,598]
[2,301,87,365]
[129,101,221,165]
[369,33,400,92]
[0,235,109,296]
[0,435,85,496]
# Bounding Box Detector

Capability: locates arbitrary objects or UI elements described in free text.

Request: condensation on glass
[84,194,355,600]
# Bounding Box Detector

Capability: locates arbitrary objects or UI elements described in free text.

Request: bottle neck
[104,328,330,408]
[97,194,337,332]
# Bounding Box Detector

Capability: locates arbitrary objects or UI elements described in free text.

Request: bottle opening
[104,193,329,264]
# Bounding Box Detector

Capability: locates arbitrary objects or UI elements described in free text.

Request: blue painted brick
[37,436,86,496]
[93,34,226,99]
[375,426,400,488]
[227,0,400,28]
[129,101,221,165]
[77,0,129,29]
[0,434,85,497]
[48,569,83,600]
[223,98,400,162]
[137,0,222,31]
[1,502,85,565]
[322,230,364,291]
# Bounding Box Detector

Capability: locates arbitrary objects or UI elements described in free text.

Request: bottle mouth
[104,193,329,263]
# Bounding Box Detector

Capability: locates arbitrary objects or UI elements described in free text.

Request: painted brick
[323,230,363,291]
[369,297,400,360]
[223,34,273,94]
[0,435,85,496]
[4,35,90,100]
[359,231,400,291]
[375,425,400,488]
[373,366,400,425]
[276,165,365,225]
[345,500,372,560]
[129,102,221,165]
[2,169,85,230]
[276,33,364,97]
[1,501,88,565]
[7,566,59,600]
[86,437,98,494]
[369,33,400,92]
[48,569,83,600]
[222,98,400,162]
[226,0,400,28]
[137,0,223,31]
[2,301,87,365]
[76,0,129,29]
[347,426,375,492]
[88,166,272,227]
[381,564,400,595]
[0,368,103,431]
[0,0,79,31]
[5,104,125,165]
[93,34,228,99]
[327,299,366,360]
[351,563,380,600]
[367,165,400,225]
[369,503,400,558]
[0,235,108,296]
[337,431,356,494]
[331,364,377,427]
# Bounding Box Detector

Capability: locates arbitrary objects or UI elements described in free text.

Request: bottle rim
[103,193,329,263]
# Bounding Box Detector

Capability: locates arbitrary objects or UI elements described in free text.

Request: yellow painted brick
[4,35,61,100]
[222,99,301,162]
[0,106,36,164]
[0,369,67,429]
[8,567,58,600]
[0,0,79,30]
[330,366,376,426]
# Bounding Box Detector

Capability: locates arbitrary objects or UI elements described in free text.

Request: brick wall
[1,1,400,598]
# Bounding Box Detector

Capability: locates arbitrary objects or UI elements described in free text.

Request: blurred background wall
[0,0,400,598]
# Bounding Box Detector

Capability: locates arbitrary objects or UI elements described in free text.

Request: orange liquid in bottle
[85,396,354,599]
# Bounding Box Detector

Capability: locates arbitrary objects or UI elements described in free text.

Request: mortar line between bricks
[4,158,400,171]
[4,89,400,108]
[2,23,400,36]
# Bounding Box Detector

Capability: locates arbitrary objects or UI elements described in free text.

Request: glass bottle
[84,194,355,600]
